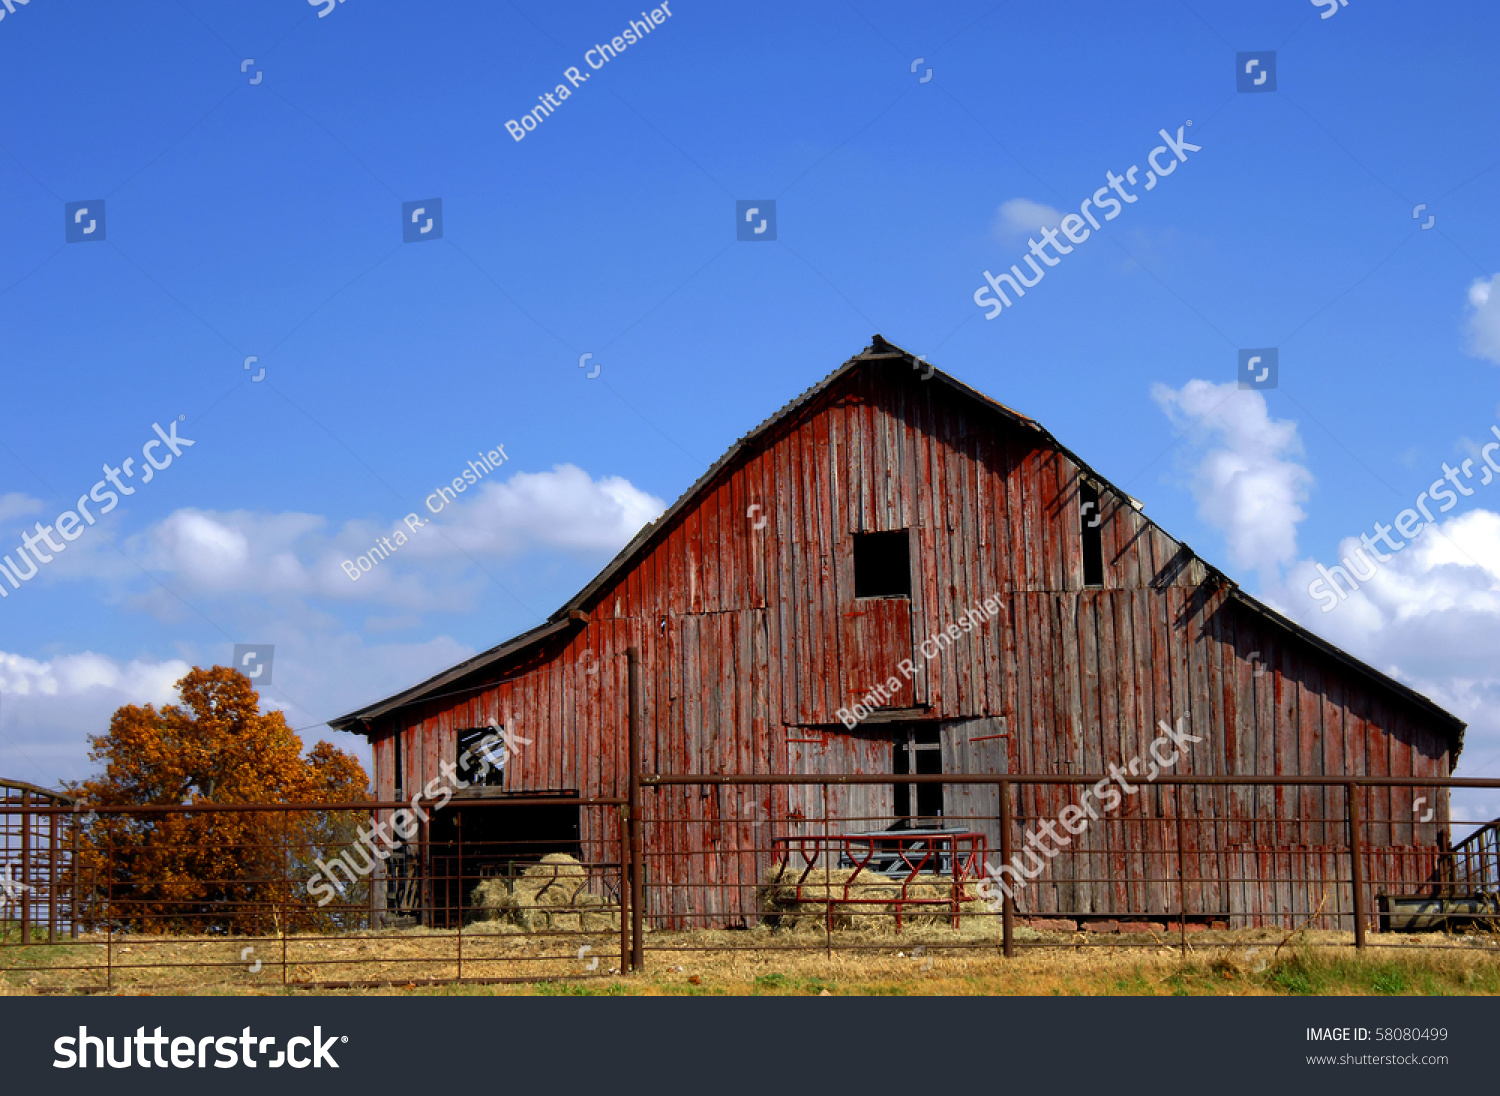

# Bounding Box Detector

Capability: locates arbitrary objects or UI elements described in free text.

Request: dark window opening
[853,529,912,598]
[893,727,943,823]
[1080,482,1104,588]
[456,726,507,788]
[392,732,403,796]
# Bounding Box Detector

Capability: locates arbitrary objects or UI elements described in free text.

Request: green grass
[751,971,833,995]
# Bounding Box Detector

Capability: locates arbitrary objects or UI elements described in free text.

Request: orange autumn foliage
[68,666,371,934]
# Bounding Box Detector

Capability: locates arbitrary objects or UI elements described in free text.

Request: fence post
[367,807,378,932]
[48,809,58,944]
[617,804,630,974]
[105,831,114,993]
[1347,782,1366,949]
[456,810,463,981]
[1176,795,1188,957]
[999,779,1014,959]
[19,790,29,944]
[280,810,289,986]
[70,807,80,940]
[627,646,645,972]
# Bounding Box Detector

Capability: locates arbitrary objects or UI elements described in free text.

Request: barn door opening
[425,795,581,928]
[892,725,943,826]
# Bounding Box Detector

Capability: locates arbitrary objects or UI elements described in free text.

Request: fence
[2,772,1498,992]
[0,780,77,947]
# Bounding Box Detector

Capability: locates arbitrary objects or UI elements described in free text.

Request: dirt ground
[4,921,1499,996]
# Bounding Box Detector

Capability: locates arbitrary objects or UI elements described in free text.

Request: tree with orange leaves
[69,665,370,935]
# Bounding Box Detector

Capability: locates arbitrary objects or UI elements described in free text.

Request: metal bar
[105,832,113,993]
[281,810,289,987]
[70,809,79,940]
[1176,794,1187,958]
[368,806,377,931]
[19,790,29,944]
[639,773,1500,789]
[999,780,1013,959]
[19,794,628,816]
[17,773,1500,818]
[824,782,833,952]
[627,645,644,972]
[48,809,58,944]
[456,811,463,980]
[1348,782,1366,949]
[617,804,629,973]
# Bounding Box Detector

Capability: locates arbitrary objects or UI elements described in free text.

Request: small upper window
[853,530,912,598]
[456,726,506,788]
[1080,482,1104,588]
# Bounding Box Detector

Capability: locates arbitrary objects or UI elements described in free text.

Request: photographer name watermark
[836,594,1005,728]
[340,444,508,581]
[505,5,674,143]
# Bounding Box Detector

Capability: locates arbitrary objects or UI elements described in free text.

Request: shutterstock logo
[402,198,442,242]
[55,1027,346,1069]
[736,200,776,241]
[65,199,106,243]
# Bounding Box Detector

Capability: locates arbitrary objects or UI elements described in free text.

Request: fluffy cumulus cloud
[993,198,1064,242]
[431,465,666,555]
[1276,511,1500,815]
[1151,380,1312,580]
[4,465,665,609]
[1152,375,1500,795]
[0,650,190,786]
[1466,274,1500,364]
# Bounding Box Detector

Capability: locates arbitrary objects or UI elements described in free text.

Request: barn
[328,336,1464,930]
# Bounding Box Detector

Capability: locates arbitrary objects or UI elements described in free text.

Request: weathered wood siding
[368,360,1453,927]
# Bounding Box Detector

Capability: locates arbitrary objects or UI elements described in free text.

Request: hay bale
[470,854,619,933]
[758,861,975,934]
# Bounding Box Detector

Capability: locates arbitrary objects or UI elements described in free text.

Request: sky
[1,0,1497,820]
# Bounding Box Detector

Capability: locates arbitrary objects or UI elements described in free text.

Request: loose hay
[470,854,619,933]
[758,860,992,934]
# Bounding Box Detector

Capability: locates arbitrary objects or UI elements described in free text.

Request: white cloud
[1273,510,1500,810]
[0,650,191,787]
[993,198,1064,242]
[0,493,44,528]
[1466,274,1500,364]
[0,629,478,787]
[431,465,665,555]
[1152,380,1312,580]
[18,465,665,609]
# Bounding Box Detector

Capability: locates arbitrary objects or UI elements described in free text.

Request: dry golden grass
[3,919,1499,997]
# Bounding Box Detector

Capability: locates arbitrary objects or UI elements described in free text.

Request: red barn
[329,336,1463,928]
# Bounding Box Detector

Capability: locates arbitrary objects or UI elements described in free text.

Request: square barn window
[853,529,911,598]
[456,726,506,788]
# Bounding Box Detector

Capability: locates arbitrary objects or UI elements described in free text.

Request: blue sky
[2,1,1498,814]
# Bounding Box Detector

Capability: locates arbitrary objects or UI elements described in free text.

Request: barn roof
[329,336,1466,756]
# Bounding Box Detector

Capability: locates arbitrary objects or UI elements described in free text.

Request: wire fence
[2,774,1499,991]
